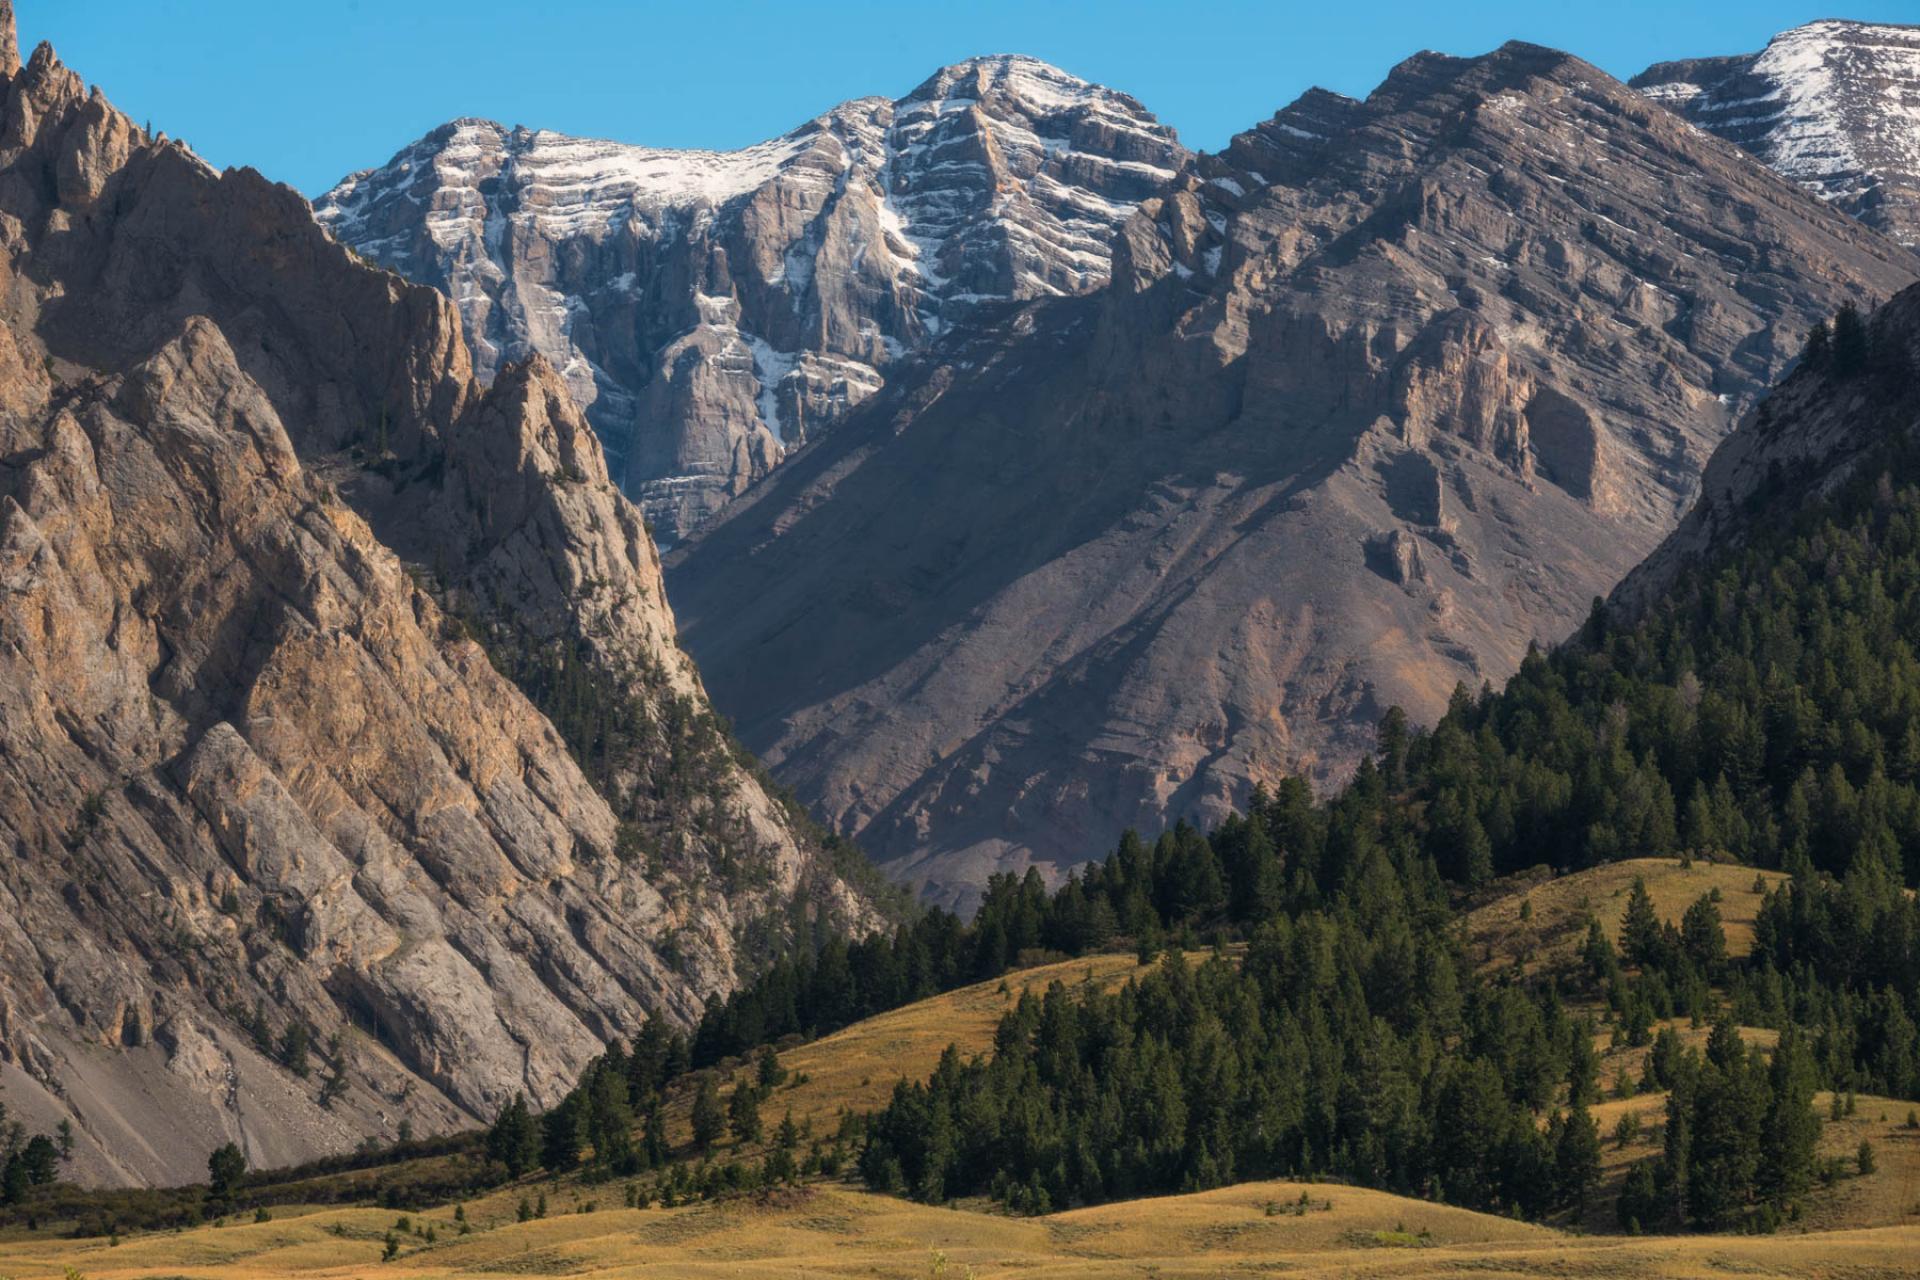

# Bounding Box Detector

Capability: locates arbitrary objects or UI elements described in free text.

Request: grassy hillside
[1464,857,1788,976]
[1459,866,1919,1237]
[662,953,1156,1147]
[0,1180,1913,1280]
[0,938,1911,1277]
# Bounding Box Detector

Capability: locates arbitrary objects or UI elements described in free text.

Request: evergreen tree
[583,1061,636,1171]
[1621,878,1665,970]
[540,1092,584,1172]
[1803,319,1831,368]
[728,1078,763,1145]
[1679,894,1728,980]
[1832,302,1870,377]
[278,1020,311,1078]
[690,1078,724,1153]
[207,1142,247,1206]
[1555,1104,1602,1211]
[486,1094,540,1178]
[1760,1028,1820,1207]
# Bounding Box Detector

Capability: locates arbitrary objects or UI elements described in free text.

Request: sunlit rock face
[316,56,1187,542]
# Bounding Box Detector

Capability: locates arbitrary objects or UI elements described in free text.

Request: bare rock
[0,11,885,1186]
[669,41,1916,909]
[1635,20,1920,248]
[314,57,1187,542]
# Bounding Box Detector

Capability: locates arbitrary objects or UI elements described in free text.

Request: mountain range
[1633,19,1920,247]
[665,39,1915,905]
[319,21,1920,906]
[315,57,1186,543]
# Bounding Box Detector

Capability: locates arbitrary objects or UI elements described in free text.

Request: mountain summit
[315,57,1187,542]
[666,41,1916,907]
[1634,20,1920,247]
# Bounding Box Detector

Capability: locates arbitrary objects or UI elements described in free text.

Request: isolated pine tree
[690,1078,724,1153]
[207,1142,247,1205]
[728,1078,763,1145]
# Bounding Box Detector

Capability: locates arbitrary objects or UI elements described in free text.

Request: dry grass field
[659,952,1167,1149]
[1463,857,1789,976]
[2,912,1913,1278]
[0,1179,1913,1280]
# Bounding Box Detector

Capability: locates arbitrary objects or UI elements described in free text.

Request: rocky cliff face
[1634,20,1920,247]
[1615,283,1920,611]
[314,57,1186,542]
[667,42,1917,909]
[0,4,881,1187]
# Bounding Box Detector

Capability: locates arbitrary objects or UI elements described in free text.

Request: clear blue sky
[23,2,1920,196]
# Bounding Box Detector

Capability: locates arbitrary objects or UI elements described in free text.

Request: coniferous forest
[840,367,1920,1228]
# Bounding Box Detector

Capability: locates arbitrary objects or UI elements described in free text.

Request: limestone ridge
[666,41,1917,909]
[0,4,882,1186]
[1634,20,1920,247]
[314,57,1187,542]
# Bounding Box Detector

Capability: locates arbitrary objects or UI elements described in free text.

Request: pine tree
[690,1078,724,1153]
[1686,1026,1766,1228]
[540,1092,584,1171]
[1832,302,1870,377]
[1621,877,1664,969]
[1567,1019,1600,1107]
[486,1094,540,1178]
[1803,318,1831,367]
[1759,1028,1819,1207]
[728,1078,763,1145]
[584,1063,635,1171]
[278,1020,311,1078]
[1555,1104,1602,1211]
[1679,894,1728,980]
[1616,1157,1661,1232]
[207,1142,247,1205]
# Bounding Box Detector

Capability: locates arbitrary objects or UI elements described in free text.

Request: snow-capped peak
[313,57,1188,543]
[1633,20,1920,245]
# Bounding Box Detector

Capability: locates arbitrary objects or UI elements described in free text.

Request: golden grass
[1,948,1913,1279]
[1804,1094,1920,1233]
[2,1180,1915,1280]
[660,952,1162,1150]
[1465,857,1788,976]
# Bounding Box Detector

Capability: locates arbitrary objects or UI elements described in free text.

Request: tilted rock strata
[668,42,1917,909]
[316,56,1186,541]
[1634,20,1920,247]
[0,8,879,1186]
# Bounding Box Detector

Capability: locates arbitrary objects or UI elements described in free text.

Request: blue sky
[25,2,1920,196]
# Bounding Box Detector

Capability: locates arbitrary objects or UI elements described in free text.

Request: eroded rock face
[1634,20,1920,248]
[0,9,881,1186]
[314,57,1186,542]
[1615,283,1920,611]
[668,42,1917,909]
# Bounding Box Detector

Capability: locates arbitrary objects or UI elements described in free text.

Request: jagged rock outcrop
[667,41,1917,908]
[0,7,881,1186]
[1634,20,1920,247]
[314,57,1186,542]
[1615,283,1920,609]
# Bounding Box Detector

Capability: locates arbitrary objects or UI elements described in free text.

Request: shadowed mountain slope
[668,41,1916,906]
